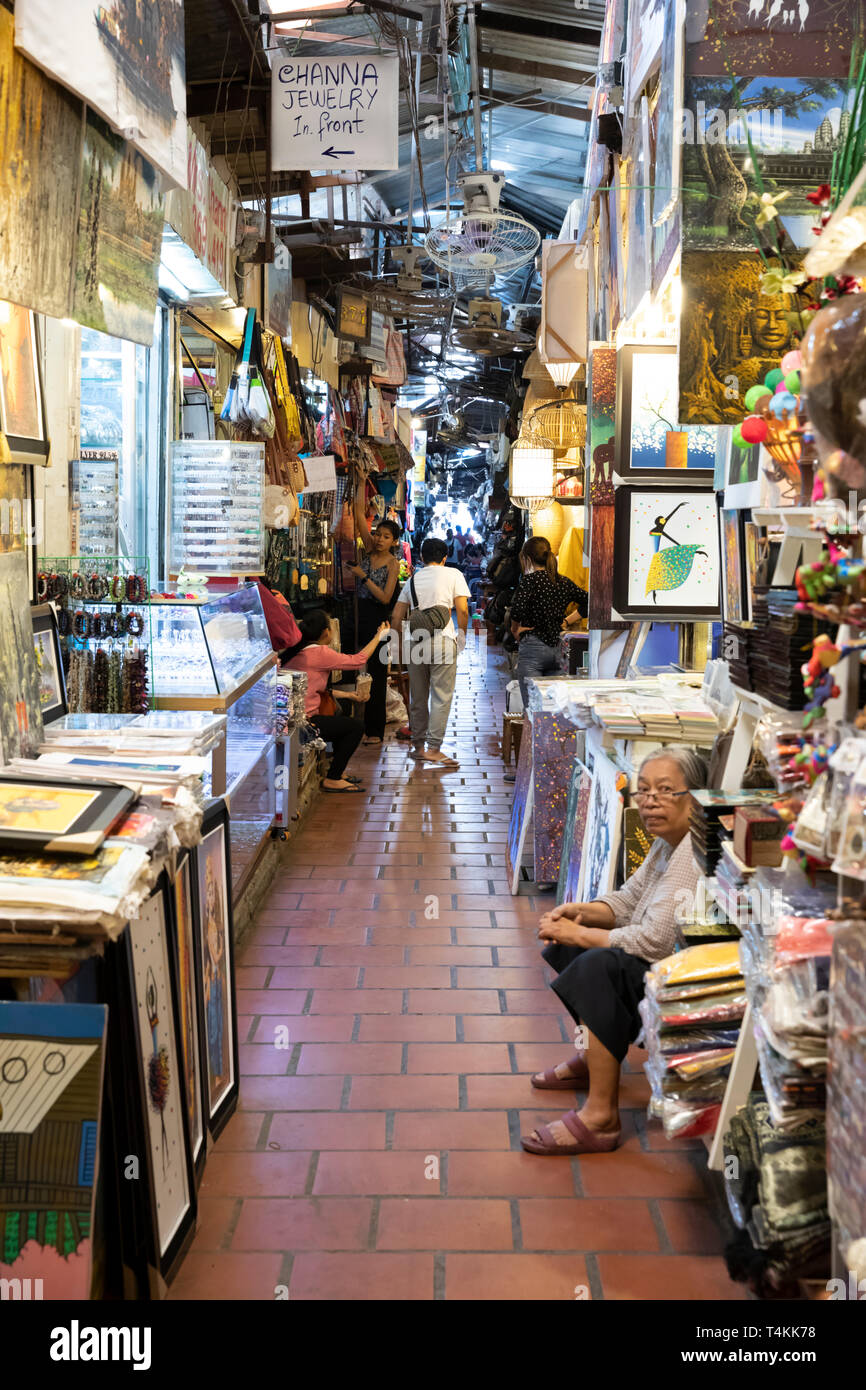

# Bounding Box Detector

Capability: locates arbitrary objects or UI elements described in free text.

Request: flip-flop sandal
[344,775,363,784]
[531,1052,589,1090]
[520,1110,621,1156]
[322,783,365,793]
[423,754,460,767]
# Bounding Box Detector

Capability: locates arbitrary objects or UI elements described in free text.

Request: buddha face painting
[749,303,790,356]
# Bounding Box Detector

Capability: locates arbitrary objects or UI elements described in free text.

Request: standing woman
[510,535,587,704]
[349,491,402,744]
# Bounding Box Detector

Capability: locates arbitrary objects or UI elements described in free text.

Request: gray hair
[638,746,709,790]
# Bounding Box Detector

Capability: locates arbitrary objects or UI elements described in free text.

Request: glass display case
[169,440,266,576]
[149,588,277,893]
[150,587,274,698]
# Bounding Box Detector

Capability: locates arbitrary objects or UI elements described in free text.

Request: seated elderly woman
[521,746,708,1157]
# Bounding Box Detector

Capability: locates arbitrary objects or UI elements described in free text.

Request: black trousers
[542,942,650,1063]
[356,599,390,739]
[310,713,363,779]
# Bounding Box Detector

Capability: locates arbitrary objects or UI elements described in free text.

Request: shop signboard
[165,129,234,297]
[271,53,399,171]
[13,0,188,189]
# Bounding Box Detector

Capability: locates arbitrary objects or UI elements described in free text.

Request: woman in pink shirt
[284,609,389,793]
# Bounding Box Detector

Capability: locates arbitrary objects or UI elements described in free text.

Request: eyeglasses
[634,788,691,805]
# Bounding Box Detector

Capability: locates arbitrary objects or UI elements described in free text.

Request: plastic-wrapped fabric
[656,977,744,1003]
[650,941,741,988]
[657,992,748,1028]
[774,915,834,962]
[666,1048,736,1078]
[649,1095,721,1140]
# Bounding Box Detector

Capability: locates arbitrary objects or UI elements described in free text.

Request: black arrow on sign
[321,146,355,159]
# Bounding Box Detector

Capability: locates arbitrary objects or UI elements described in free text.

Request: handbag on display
[372,326,407,388]
[264,484,299,529]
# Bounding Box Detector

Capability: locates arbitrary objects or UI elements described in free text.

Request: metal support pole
[467,4,484,171]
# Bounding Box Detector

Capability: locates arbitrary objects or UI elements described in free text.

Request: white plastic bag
[506,679,524,714]
[385,683,408,724]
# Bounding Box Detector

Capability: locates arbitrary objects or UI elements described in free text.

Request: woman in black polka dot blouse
[510,535,587,703]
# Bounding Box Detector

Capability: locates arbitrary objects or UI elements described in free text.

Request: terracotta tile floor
[170,656,744,1302]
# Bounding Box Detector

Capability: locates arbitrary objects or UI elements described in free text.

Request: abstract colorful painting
[0,9,82,320]
[557,762,592,906]
[720,507,745,624]
[127,887,191,1262]
[14,0,187,188]
[616,344,718,479]
[679,251,803,424]
[196,805,238,1133]
[532,712,577,886]
[0,1001,107,1300]
[72,111,165,347]
[577,752,623,903]
[613,485,721,619]
[506,715,534,895]
[587,345,630,631]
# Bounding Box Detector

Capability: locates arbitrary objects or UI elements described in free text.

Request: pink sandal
[521,1109,621,1156]
[531,1052,589,1090]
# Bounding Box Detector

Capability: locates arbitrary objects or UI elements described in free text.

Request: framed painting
[625,0,666,113]
[31,603,67,724]
[505,715,534,895]
[120,875,195,1283]
[557,761,592,906]
[0,775,133,854]
[0,1000,108,1300]
[172,849,207,1185]
[623,805,655,879]
[577,752,623,903]
[616,343,717,482]
[719,507,746,625]
[0,305,49,464]
[196,799,239,1138]
[612,485,721,621]
[724,432,763,510]
[532,712,577,886]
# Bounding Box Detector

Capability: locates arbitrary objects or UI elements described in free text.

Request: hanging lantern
[532,499,566,551]
[526,399,587,457]
[545,359,581,390]
[509,437,556,511]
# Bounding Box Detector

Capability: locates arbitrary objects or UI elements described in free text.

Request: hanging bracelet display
[36,572,49,602]
[90,612,105,640]
[57,608,71,636]
[72,609,90,640]
[70,572,86,599]
[126,573,146,603]
[111,573,126,600]
[125,611,144,637]
[53,572,69,599]
[88,572,109,600]
[108,611,126,639]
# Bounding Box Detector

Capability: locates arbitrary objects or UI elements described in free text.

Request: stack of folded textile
[724,1095,830,1296]
[690,790,779,876]
[738,870,836,1131]
[639,942,746,1140]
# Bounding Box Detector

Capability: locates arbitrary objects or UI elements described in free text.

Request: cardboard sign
[272,53,399,171]
[301,454,337,493]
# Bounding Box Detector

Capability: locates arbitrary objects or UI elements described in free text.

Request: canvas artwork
[682,74,849,253]
[624,100,652,322]
[617,344,717,479]
[623,805,655,879]
[720,507,745,624]
[32,609,66,723]
[127,888,191,1259]
[626,0,666,110]
[685,0,855,83]
[0,10,83,320]
[557,763,592,906]
[724,433,763,509]
[14,0,187,189]
[173,852,205,1173]
[0,465,28,556]
[614,486,721,619]
[578,752,623,903]
[0,549,44,761]
[679,250,802,424]
[0,304,48,464]
[652,0,684,230]
[587,346,630,632]
[0,1000,108,1300]
[72,111,165,348]
[197,819,235,1125]
[506,715,534,895]
[532,713,577,886]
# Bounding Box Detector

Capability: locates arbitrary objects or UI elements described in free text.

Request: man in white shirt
[390,537,470,767]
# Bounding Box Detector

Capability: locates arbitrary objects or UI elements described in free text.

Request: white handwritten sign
[271,54,399,172]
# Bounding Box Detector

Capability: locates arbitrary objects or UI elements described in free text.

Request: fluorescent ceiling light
[160,227,229,304]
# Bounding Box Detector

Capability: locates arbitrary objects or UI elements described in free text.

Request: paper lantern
[510,442,555,502]
[741,415,768,444]
[532,499,566,552]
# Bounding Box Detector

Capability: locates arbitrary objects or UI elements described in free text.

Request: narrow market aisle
[171,656,745,1302]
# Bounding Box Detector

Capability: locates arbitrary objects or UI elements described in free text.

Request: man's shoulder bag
[407,574,451,633]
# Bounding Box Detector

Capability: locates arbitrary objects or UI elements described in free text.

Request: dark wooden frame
[612,483,721,621]
[30,602,67,723]
[615,341,714,485]
[194,798,240,1140]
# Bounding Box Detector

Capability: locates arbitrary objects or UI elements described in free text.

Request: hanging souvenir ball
[765,368,786,390]
[741,415,768,444]
[732,425,747,449]
[784,370,801,393]
[744,385,772,411]
[781,349,802,374]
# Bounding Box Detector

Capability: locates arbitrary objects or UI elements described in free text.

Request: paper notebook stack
[41,711,227,758]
